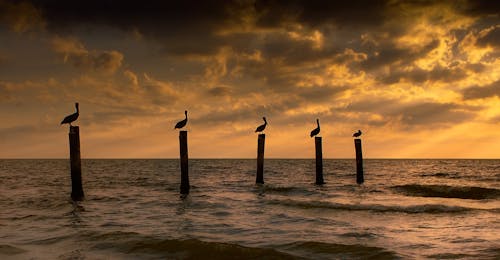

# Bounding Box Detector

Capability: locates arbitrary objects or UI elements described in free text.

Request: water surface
[1,159,499,259]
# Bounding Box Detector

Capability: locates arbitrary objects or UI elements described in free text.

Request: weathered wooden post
[256,134,265,184]
[354,138,364,184]
[179,130,190,194]
[315,136,325,185]
[69,126,84,201]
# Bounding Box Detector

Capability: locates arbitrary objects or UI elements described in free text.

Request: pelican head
[263,117,267,123]
[75,102,79,111]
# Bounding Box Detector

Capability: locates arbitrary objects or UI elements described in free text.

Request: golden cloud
[51,36,124,74]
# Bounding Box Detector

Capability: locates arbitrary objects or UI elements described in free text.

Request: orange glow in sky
[0,0,499,158]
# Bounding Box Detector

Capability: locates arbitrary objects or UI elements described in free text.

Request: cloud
[51,36,124,73]
[141,73,180,105]
[361,40,440,71]
[462,80,500,100]
[1,0,500,158]
[254,0,388,29]
[379,65,468,85]
[459,0,500,16]
[0,81,12,101]
[396,102,476,126]
[0,51,6,64]
[476,25,500,47]
[0,0,45,33]
[207,86,232,97]
[296,85,347,102]
[123,70,139,87]
[343,99,477,127]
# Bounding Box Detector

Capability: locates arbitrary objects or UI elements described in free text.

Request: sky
[0,0,499,159]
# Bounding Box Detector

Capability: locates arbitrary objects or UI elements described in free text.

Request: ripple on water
[277,241,401,259]
[0,244,27,256]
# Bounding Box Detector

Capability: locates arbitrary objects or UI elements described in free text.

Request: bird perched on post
[60,103,79,126]
[310,119,320,137]
[353,130,362,138]
[255,117,267,133]
[174,110,188,129]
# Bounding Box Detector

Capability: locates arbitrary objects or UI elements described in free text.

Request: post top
[69,125,79,133]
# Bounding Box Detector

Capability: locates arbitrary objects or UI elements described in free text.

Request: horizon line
[1,157,499,160]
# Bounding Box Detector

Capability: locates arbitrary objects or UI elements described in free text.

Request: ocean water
[0,159,499,259]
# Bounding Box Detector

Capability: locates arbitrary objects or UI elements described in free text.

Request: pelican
[174,110,188,129]
[60,102,79,126]
[255,117,267,133]
[310,119,320,137]
[353,130,362,138]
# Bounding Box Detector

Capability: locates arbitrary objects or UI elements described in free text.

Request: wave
[391,184,500,200]
[0,244,27,256]
[267,199,474,213]
[419,172,459,178]
[84,231,299,259]
[254,185,317,196]
[279,241,400,259]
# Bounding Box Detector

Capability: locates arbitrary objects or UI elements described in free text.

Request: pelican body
[61,103,79,126]
[175,110,188,129]
[255,117,267,133]
[310,119,320,137]
[353,130,362,138]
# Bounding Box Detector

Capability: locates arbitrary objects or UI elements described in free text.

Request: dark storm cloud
[254,0,388,28]
[4,0,493,60]
[462,80,500,100]
[459,0,500,16]
[0,0,400,58]
[28,0,390,30]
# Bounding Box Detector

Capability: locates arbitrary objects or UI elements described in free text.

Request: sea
[0,159,499,259]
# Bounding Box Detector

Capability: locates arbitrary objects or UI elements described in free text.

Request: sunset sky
[0,0,499,158]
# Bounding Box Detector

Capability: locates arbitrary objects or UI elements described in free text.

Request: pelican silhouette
[255,117,267,133]
[174,110,188,129]
[60,103,79,126]
[310,119,320,137]
[353,130,362,138]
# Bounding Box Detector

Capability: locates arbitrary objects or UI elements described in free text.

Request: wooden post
[179,130,190,194]
[355,138,364,184]
[256,134,265,184]
[69,126,84,201]
[315,136,325,185]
